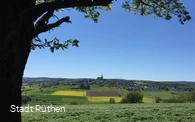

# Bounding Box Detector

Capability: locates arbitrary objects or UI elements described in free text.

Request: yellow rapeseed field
[88,97,155,103]
[51,91,86,96]
[88,97,122,102]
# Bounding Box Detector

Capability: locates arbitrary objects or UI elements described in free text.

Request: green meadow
[22,103,195,122]
[21,84,195,121]
[23,84,173,105]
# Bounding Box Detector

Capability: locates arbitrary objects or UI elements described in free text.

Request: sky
[24,0,195,81]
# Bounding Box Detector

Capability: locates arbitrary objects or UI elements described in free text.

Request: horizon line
[23,76,195,82]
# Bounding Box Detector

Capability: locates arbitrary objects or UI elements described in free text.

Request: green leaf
[50,47,54,53]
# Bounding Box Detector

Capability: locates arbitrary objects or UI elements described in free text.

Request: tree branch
[33,0,113,21]
[34,16,71,37]
[35,10,54,28]
[141,1,178,16]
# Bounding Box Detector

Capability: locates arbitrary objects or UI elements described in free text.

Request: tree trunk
[0,1,34,122]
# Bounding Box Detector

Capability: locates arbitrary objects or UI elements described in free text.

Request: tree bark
[0,1,34,122]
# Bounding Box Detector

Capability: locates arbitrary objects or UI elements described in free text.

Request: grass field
[23,84,173,99]
[22,103,195,122]
[143,98,155,103]
[28,95,88,105]
[23,84,173,105]
[142,91,174,99]
[21,84,195,121]
[51,91,86,96]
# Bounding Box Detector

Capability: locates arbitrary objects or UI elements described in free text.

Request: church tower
[97,74,103,80]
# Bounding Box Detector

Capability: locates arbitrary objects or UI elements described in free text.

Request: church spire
[101,74,103,79]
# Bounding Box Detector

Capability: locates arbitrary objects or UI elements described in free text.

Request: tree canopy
[32,0,191,53]
[121,91,143,103]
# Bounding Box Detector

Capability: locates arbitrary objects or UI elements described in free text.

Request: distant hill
[23,77,195,83]
[22,77,195,92]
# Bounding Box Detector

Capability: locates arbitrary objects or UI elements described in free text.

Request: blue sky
[24,0,195,81]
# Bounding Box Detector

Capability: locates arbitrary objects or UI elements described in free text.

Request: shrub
[70,101,79,105]
[120,98,128,103]
[155,97,162,103]
[190,90,195,102]
[163,92,193,103]
[21,96,32,105]
[163,98,180,103]
[109,98,116,104]
[120,91,143,103]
